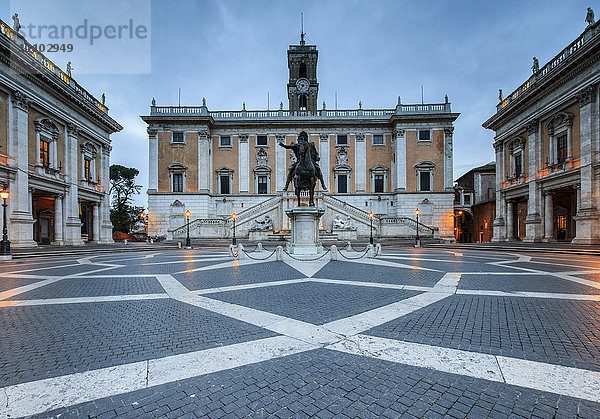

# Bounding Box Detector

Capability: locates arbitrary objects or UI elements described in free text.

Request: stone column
[148,128,158,192]
[573,85,599,243]
[8,91,36,247]
[492,141,506,241]
[64,123,84,245]
[198,130,211,193]
[394,128,406,191]
[275,134,286,191]
[524,120,542,242]
[319,133,329,190]
[354,133,366,192]
[443,127,454,190]
[100,144,113,243]
[91,202,101,243]
[52,194,64,245]
[543,191,554,241]
[238,134,249,193]
[505,199,514,241]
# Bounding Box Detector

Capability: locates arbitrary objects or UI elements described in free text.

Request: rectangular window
[337,134,348,145]
[372,134,384,145]
[84,159,91,181]
[40,140,50,167]
[220,136,231,147]
[172,173,183,192]
[338,174,348,193]
[220,175,230,194]
[420,171,431,191]
[256,135,268,146]
[514,154,522,177]
[374,175,384,193]
[418,130,431,142]
[257,175,268,194]
[557,134,567,164]
[172,132,184,143]
[464,194,471,205]
[488,188,494,200]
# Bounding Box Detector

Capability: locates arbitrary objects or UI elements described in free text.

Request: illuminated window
[84,158,91,181]
[557,134,567,164]
[514,153,522,177]
[40,140,50,167]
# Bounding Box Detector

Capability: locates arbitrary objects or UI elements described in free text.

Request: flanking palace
[142,34,459,242]
[483,15,600,243]
[0,18,121,247]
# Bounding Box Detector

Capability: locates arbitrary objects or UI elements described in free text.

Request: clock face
[296,78,310,93]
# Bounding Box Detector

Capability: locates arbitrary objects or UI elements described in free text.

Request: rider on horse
[279,132,327,191]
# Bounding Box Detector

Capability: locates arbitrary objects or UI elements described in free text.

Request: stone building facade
[0,19,122,247]
[483,17,600,243]
[142,36,459,241]
[454,162,496,243]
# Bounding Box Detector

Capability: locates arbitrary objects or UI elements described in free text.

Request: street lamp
[415,209,420,246]
[184,209,191,248]
[139,211,148,242]
[368,212,374,245]
[0,190,10,260]
[231,212,237,245]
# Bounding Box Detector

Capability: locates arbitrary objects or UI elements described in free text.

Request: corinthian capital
[147,127,158,136]
[577,85,597,107]
[12,90,31,111]
[67,122,79,137]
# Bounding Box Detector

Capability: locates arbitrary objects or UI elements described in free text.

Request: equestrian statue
[278,131,327,207]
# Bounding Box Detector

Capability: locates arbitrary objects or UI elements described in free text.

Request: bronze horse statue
[279,131,320,207]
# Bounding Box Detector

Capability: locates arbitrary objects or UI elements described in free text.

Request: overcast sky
[2,0,596,206]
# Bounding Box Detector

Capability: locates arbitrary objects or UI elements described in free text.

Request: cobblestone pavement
[2,246,600,417]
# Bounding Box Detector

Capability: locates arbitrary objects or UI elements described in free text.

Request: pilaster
[238,134,249,193]
[491,141,506,242]
[443,127,454,190]
[198,130,211,193]
[148,128,158,192]
[393,128,406,191]
[354,133,366,192]
[64,123,84,245]
[524,120,542,242]
[573,84,600,244]
[275,134,286,191]
[319,133,329,190]
[8,90,36,247]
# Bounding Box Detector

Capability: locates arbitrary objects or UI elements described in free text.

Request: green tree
[109,164,143,233]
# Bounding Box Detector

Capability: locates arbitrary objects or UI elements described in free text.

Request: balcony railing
[497,20,599,112]
[0,19,108,114]
[149,103,452,119]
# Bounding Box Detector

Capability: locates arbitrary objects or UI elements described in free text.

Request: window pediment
[168,163,187,171]
[34,117,61,138]
[216,166,234,174]
[546,111,574,135]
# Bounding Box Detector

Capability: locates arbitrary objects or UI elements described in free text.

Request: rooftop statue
[12,13,21,32]
[586,8,595,26]
[278,131,326,207]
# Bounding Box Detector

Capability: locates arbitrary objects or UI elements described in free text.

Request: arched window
[299,94,307,110]
[299,62,307,78]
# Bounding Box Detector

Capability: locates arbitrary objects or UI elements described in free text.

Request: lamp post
[456,210,463,243]
[184,209,191,248]
[139,211,148,242]
[231,212,237,245]
[368,212,374,245]
[415,209,420,246]
[0,190,10,260]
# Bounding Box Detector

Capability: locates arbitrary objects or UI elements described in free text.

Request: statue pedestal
[285,207,325,255]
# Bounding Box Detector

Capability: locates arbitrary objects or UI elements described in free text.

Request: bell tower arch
[287,26,318,112]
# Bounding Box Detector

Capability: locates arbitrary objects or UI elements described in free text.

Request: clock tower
[287,31,318,113]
